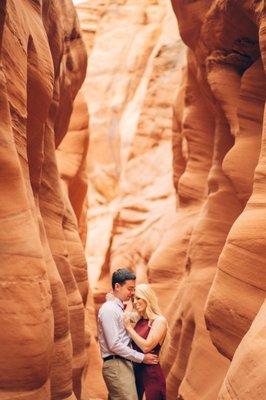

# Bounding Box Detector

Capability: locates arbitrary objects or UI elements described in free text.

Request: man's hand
[143,353,158,364]
[123,314,132,330]
[105,292,115,301]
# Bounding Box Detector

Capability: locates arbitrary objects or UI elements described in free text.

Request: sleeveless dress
[132,318,166,400]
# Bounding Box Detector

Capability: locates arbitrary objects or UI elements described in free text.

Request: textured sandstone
[57,90,89,245]
[78,1,265,399]
[7,0,263,399]
[205,55,266,359]
[158,1,266,399]
[0,1,87,399]
[79,0,186,298]
[81,0,168,290]
[150,45,232,400]
[175,0,266,364]
[218,300,266,400]
[74,2,187,398]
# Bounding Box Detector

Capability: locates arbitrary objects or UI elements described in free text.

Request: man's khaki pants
[102,358,138,400]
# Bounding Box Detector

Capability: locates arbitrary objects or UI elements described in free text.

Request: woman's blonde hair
[133,283,162,322]
[131,284,170,359]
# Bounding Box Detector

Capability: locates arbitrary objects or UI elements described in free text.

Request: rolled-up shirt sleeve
[99,306,144,363]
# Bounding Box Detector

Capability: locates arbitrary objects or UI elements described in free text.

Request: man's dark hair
[112,268,136,289]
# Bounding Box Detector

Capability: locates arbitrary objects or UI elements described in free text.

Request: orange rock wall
[0,1,88,399]
[81,1,266,400]
[217,300,266,399]
[157,1,266,399]
[57,91,89,246]
[78,0,186,299]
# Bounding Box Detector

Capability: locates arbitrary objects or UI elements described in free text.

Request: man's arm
[125,316,167,353]
[99,306,144,363]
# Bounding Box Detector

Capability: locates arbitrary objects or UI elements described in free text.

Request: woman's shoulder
[152,315,167,327]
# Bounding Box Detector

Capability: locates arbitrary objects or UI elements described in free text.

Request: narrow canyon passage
[0,1,265,400]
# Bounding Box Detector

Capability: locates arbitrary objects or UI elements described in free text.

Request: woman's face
[134,296,147,315]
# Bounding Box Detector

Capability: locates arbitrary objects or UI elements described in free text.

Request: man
[98,268,158,400]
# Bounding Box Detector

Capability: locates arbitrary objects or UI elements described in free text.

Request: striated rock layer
[79,0,186,295]
[75,2,187,398]
[81,1,266,399]
[73,1,266,399]
[218,300,266,399]
[57,90,90,246]
[0,1,88,399]
[153,1,266,399]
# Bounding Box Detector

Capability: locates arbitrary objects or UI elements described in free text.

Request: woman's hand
[123,314,133,330]
[105,292,115,301]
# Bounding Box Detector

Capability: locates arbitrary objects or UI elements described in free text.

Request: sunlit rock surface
[74,2,186,398]
[79,0,186,294]
[57,90,89,246]
[217,300,266,400]
[2,0,265,399]
[158,1,266,399]
[81,1,265,399]
[0,0,87,399]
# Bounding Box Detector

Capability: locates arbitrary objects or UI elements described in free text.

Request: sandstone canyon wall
[74,1,187,397]
[0,1,88,399]
[80,1,266,400]
[2,0,266,399]
[57,90,89,246]
[77,0,186,298]
[159,1,266,399]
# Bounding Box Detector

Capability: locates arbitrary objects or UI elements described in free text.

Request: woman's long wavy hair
[133,283,162,322]
[130,284,170,359]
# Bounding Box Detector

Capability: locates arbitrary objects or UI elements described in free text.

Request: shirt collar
[113,297,124,310]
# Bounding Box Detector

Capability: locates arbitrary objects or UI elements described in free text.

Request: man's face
[115,280,135,302]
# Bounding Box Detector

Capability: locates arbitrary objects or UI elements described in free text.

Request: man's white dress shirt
[98,297,144,363]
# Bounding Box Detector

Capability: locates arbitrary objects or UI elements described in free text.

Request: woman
[123,283,167,400]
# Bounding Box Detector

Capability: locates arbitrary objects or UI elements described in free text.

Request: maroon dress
[132,318,166,400]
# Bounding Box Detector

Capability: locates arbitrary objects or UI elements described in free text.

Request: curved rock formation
[150,45,233,399]
[156,1,266,399]
[218,300,266,399]
[80,0,186,300]
[175,0,266,364]
[148,47,215,304]
[205,55,266,359]
[57,90,89,246]
[0,1,87,399]
[68,1,266,399]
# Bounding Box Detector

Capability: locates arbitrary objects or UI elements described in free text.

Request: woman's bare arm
[124,315,167,353]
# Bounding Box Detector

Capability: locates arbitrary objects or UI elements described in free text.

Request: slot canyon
[0,0,265,400]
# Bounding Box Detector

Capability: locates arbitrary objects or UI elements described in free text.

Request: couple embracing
[98,268,167,400]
